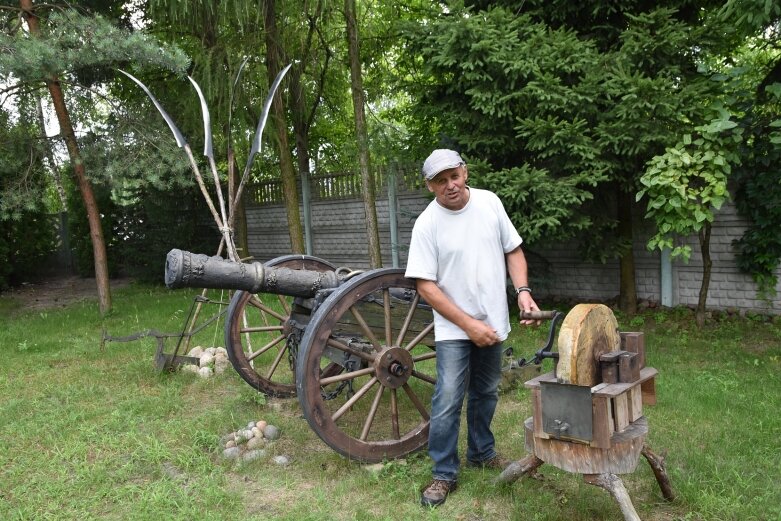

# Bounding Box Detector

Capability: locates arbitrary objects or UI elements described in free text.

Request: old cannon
[165,248,437,463]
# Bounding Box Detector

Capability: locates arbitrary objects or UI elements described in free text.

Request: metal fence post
[388,162,400,268]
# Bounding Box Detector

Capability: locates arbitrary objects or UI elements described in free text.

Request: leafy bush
[113,186,219,283]
[0,211,59,289]
[66,181,219,283]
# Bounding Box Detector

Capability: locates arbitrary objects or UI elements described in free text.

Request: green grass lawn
[1,282,779,520]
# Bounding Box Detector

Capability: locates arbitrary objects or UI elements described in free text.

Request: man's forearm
[506,247,529,289]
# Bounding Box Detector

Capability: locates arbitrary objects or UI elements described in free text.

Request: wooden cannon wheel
[224,255,336,397]
[295,269,437,462]
[556,303,620,386]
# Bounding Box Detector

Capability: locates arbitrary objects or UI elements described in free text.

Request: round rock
[199,353,215,367]
[263,424,281,440]
[197,367,212,378]
[272,455,290,466]
[222,447,241,460]
[246,436,266,450]
[242,449,266,462]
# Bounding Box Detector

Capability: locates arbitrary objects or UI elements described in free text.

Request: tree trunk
[22,0,111,315]
[263,0,305,254]
[34,95,67,210]
[345,0,382,268]
[617,187,637,314]
[696,222,712,328]
[289,1,329,256]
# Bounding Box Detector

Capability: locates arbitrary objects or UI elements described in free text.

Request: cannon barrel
[165,249,341,298]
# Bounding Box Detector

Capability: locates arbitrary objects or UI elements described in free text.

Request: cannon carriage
[166,249,437,462]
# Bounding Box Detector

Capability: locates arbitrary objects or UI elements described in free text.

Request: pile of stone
[179,346,230,378]
[221,419,289,465]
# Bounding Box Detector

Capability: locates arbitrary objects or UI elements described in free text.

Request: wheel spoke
[265,341,288,379]
[402,382,430,421]
[240,309,254,354]
[349,305,383,352]
[319,366,374,386]
[411,370,436,386]
[390,388,400,439]
[239,325,285,333]
[248,297,286,322]
[248,296,271,327]
[395,292,420,347]
[277,294,291,315]
[325,337,375,364]
[247,334,286,362]
[404,322,435,351]
[383,289,392,348]
[412,350,437,363]
[360,384,385,441]
[332,376,378,422]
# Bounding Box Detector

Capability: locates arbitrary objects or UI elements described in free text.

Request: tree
[715,0,781,300]
[403,2,719,314]
[1,2,187,312]
[639,108,741,327]
[20,0,111,314]
[345,0,381,268]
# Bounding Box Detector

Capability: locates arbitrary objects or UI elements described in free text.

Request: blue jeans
[429,339,503,482]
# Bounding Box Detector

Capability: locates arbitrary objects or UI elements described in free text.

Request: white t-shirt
[405,187,522,342]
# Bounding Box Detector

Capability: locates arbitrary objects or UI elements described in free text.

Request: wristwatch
[515,286,532,296]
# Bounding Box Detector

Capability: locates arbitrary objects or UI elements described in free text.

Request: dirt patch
[1,276,132,313]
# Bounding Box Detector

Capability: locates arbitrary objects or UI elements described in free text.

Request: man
[405,149,539,508]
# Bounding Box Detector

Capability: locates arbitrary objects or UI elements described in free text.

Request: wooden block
[628,385,643,422]
[613,393,630,432]
[599,351,621,384]
[620,332,645,368]
[618,352,641,383]
[531,387,549,439]
[591,395,612,449]
[593,367,658,398]
[641,376,657,406]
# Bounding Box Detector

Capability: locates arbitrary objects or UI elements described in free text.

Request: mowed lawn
[1,281,779,520]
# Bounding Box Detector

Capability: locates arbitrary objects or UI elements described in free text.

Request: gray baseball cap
[421,149,464,181]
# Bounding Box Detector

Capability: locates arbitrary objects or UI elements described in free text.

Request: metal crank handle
[519,310,558,320]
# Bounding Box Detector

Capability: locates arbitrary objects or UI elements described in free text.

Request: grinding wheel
[556,303,620,386]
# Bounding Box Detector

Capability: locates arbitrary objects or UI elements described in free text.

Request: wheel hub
[373,346,414,389]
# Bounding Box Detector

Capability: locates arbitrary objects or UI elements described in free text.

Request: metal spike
[118,70,187,148]
[228,56,250,145]
[245,63,292,169]
[187,76,214,160]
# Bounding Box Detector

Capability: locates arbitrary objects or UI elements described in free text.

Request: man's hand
[518,292,541,326]
[464,317,500,348]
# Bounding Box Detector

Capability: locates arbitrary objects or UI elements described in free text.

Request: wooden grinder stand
[498,305,674,521]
